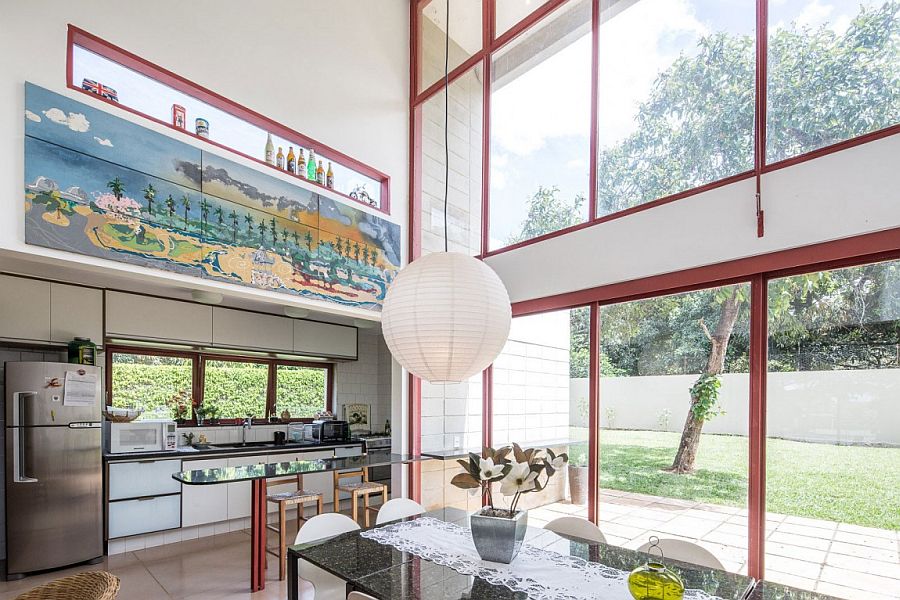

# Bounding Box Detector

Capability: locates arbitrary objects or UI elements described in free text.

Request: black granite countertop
[104,439,362,462]
[422,438,584,460]
[291,508,755,600]
[173,451,429,484]
[748,581,842,600]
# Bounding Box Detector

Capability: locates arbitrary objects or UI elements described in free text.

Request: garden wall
[570,369,900,445]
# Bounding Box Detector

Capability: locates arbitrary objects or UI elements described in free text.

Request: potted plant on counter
[568,447,588,506]
[451,443,568,564]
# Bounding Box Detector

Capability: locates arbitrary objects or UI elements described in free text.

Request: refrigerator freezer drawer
[108,495,181,539]
[108,459,182,500]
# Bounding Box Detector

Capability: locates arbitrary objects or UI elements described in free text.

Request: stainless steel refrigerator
[5,362,103,577]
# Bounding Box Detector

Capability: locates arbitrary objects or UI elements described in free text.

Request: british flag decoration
[81,78,118,102]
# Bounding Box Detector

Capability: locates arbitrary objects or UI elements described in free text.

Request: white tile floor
[530,490,900,600]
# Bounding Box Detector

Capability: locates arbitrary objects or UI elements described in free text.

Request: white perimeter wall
[485,134,900,303]
[0,0,409,321]
[571,369,900,445]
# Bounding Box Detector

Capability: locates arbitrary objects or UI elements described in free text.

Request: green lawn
[575,429,900,530]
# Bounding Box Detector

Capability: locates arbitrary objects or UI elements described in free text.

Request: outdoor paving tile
[824,550,900,577]
[600,521,651,540]
[711,522,747,537]
[819,565,900,596]
[765,553,823,580]
[764,569,817,591]
[776,522,837,539]
[832,530,898,550]
[767,531,831,551]
[599,502,637,516]
[697,502,744,515]
[815,581,897,600]
[612,514,669,529]
[611,495,656,507]
[642,495,697,508]
[828,540,899,562]
[654,515,720,538]
[783,514,838,530]
[646,501,692,514]
[835,523,900,541]
[765,541,827,563]
[703,530,749,549]
[547,502,588,515]
[681,508,731,522]
[598,488,630,497]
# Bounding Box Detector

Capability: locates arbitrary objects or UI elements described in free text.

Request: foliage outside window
[275,365,328,419]
[202,359,268,420]
[110,352,193,420]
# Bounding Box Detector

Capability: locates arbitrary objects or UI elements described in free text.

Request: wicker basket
[102,409,142,423]
[15,571,120,600]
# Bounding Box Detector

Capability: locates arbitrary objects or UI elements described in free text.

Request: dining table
[172,450,429,592]
[288,507,758,600]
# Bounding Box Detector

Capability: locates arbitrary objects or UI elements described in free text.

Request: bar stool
[333,467,387,527]
[266,474,323,580]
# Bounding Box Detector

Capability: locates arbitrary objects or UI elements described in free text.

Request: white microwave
[106,420,178,454]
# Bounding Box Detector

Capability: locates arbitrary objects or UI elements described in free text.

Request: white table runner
[361,517,726,600]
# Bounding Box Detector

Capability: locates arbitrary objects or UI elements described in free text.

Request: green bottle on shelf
[307,149,317,180]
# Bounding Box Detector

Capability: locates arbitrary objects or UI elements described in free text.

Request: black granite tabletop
[422,438,584,460]
[105,439,362,462]
[172,451,429,485]
[747,581,842,600]
[290,508,756,600]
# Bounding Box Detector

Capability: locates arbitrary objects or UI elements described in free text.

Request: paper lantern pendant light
[381,252,511,384]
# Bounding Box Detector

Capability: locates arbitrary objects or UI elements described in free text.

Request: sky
[487,0,880,248]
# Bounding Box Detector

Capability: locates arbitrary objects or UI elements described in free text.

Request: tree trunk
[669,288,743,474]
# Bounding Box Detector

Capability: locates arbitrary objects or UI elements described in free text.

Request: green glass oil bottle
[627,562,685,600]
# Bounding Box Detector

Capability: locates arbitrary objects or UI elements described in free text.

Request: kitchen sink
[210,441,274,448]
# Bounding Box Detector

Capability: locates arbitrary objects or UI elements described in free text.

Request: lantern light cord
[443,0,450,253]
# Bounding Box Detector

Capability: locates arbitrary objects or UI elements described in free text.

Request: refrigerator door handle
[12,391,37,428]
[12,427,38,483]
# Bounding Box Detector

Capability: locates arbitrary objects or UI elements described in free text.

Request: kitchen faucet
[242,415,252,445]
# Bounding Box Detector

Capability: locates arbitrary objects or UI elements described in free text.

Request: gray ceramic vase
[470,508,528,564]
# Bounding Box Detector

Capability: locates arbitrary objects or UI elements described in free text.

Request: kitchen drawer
[334,446,362,458]
[108,459,182,501]
[108,495,181,539]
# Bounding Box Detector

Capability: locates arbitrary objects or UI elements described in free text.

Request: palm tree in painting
[281,228,289,250]
[142,183,156,216]
[370,248,378,267]
[107,177,125,200]
[292,231,300,249]
[229,210,239,243]
[353,242,361,262]
[199,198,210,235]
[269,217,277,240]
[165,195,176,224]
[305,231,313,251]
[344,238,352,257]
[180,195,192,228]
[259,221,268,246]
[214,206,224,231]
[362,246,370,266]
[334,236,344,257]
[244,214,255,243]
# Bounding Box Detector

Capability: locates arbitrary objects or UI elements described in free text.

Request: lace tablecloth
[361,517,725,600]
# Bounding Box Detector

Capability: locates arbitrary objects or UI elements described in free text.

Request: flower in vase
[479,457,504,480]
[500,461,537,496]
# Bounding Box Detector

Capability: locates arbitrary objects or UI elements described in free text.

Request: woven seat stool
[15,571,120,600]
[333,467,387,527]
[266,474,323,580]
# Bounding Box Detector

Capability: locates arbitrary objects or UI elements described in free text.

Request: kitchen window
[107,347,333,424]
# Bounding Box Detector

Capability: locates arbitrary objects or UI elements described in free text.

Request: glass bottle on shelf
[316,160,325,185]
[326,162,334,189]
[286,146,296,173]
[297,149,307,178]
[307,149,317,180]
[265,133,275,165]
[276,146,285,170]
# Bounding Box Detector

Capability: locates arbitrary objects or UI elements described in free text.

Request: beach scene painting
[23,82,400,310]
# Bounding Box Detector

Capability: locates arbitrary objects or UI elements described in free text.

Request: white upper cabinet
[212,307,293,352]
[0,275,51,343]
[50,283,103,346]
[106,291,212,345]
[294,320,357,359]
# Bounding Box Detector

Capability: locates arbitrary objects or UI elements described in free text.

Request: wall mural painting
[23,83,399,310]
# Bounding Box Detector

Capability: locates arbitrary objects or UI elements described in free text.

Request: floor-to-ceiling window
[765,259,900,596]
[598,284,751,573]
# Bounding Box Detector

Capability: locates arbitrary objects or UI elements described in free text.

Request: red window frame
[409,0,900,259]
[106,346,334,426]
[66,25,391,215]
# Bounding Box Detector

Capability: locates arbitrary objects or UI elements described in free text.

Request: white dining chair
[375,497,425,525]
[296,513,361,599]
[636,538,724,570]
[544,516,607,543]
[347,592,378,600]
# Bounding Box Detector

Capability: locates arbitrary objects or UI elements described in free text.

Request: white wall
[334,331,394,433]
[571,369,900,445]
[486,134,900,303]
[0,0,409,320]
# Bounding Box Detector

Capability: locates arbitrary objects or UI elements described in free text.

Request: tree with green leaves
[142,183,156,215]
[229,209,239,243]
[244,213,255,237]
[506,186,583,246]
[199,197,210,234]
[180,194,191,227]
[259,220,268,246]
[165,194,176,224]
[107,177,125,201]
[214,205,224,230]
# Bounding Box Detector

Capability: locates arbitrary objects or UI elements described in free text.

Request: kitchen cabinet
[181,458,228,527]
[212,307,293,352]
[293,319,358,359]
[0,275,50,343]
[226,454,270,519]
[106,291,212,345]
[108,495,181,539]
[108,459,182,501]
[50,283,103,346]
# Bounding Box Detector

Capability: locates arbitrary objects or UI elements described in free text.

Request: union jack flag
[81,78,119,102]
